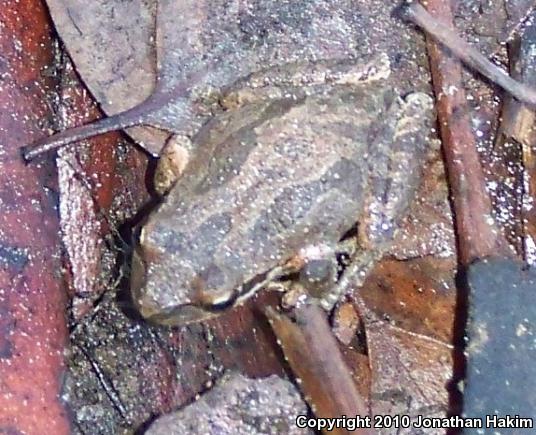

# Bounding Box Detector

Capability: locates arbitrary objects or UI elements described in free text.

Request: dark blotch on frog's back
[187,98,303,196]
[323,158,366,200]
[248,182,325,259]
[246,157,365,264]
[150,212,233,271]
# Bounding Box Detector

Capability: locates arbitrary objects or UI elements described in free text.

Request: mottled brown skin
[132,59,433,325]
[23,1,433,325]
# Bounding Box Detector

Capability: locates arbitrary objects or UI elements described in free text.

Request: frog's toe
[154,134,192,195]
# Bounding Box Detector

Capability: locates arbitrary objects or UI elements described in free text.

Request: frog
[23,1,434,325]
[130,55,434,325]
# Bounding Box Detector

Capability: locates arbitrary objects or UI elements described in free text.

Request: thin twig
[401,0,512,264]
[266,302,374,435]
[399,1,536,108]
[77,344,129,422]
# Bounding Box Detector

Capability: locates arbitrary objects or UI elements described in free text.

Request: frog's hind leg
[322,93,434,311]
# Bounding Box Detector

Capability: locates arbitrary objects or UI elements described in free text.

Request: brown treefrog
[130,56,434,325]
[24,1,435,326]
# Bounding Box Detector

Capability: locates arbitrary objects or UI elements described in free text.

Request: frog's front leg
[233,243,341,308]
[320,248,382,311]
[250,240,352,309]
[153,134,194,195]
[270,238,378,311]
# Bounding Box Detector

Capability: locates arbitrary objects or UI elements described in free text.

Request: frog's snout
[130,238,240,324]
[129,246,155,318]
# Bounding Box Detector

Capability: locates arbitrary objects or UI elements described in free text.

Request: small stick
[266,303,373,435]
[399,1,536,109]
[400,0,512,264]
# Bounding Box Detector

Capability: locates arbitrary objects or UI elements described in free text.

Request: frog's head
[130,213,245,325]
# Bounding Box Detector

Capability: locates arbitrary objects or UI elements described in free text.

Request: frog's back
[137,82,396,316]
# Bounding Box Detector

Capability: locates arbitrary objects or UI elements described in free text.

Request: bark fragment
[0,1,70,433]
